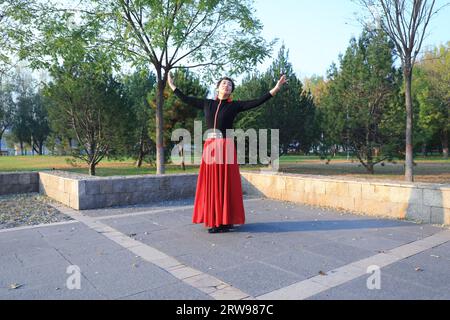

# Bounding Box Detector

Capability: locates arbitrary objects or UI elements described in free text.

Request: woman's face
[218,79,233,97]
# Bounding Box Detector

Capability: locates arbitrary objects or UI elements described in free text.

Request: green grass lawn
[0,154,449,183]
[0,155,200,176]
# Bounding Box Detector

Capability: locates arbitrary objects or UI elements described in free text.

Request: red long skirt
[193,138,245,228]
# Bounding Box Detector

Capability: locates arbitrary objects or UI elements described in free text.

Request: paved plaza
[1,197,449,300]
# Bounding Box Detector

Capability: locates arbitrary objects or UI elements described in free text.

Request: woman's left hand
[270,74,288,96]
[276,74,288,89]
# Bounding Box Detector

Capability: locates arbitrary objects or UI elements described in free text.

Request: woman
[167,72,287,233]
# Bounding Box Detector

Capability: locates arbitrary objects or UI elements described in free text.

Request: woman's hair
[216,77,235,92]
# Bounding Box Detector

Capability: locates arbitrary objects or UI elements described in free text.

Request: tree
[44,51,130,175]
[357,0,442,180]
[0,73,15,150]
[10,68,35,155]
[234,45,317,159]
[3,0,275,174]
[321,28,403,173]
[151,68,208,169]
[122,68,157,168]
[29,90,50,155]
[414,43,450,158]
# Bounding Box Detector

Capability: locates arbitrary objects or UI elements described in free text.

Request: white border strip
[0,220,79,234]
[52,203,253,300]
[257,229,450,300]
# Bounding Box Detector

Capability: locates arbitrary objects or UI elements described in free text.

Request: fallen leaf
[9,283,23,290]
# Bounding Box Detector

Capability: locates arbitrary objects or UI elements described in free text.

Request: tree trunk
[135,128,145,168]
[136,149,144,168]
[421,143,427,157]
[442,128,449,159]
[404,64,414,182]
[366,147,375,174]
[89,162,96,176]
[179,144,186,171]
[155,76,165,174]
[367,162,374,174]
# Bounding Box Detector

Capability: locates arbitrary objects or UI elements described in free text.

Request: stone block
[105,193,119,207]
[348,183,362,199]
[424,189,444,207]
[30,173,39,184]
[63,179,73,194]
[325,181,349,197]
[281,189,303,203]
[5,173,19,184]
[386,202,408,219]
[85,180,101,195]
[285,177,304,193]
[388,186,413,204]
[406,204,430,223]
[112,179,127,193]
[57,178,65,192]
[98,180,113,194]
[430,207,450,225]
[354,198,389,216]
[442,189,450,209]
[18,174,31,185]
[78,180,86,196]
[361,184,375,200]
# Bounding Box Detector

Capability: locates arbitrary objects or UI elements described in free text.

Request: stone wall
[5,170,449,226]
[39,171,198,210]
[38,171,79,208]
[0,172,39,195]
[241,171,450,226]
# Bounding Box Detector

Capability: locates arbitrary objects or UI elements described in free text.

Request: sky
[253,0,450,79]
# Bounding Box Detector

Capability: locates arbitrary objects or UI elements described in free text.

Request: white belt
[207,131,223,139]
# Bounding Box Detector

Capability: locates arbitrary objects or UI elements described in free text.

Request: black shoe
[208,225,233,233]
[208,227,221,234]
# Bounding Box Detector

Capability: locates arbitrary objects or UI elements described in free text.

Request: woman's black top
[174,88,273,137]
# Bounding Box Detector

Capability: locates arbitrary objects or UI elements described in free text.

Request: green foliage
[120,68,157,164]
[147,68,208,162]
[234,45,318,156]
[43,50,131,174]
[0,73,16,142]
[413,42,450,157]
[319,28,403,172]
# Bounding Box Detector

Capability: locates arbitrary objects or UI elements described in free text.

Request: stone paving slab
[97,197,448,299]
[80,198,196,218]
[307,272,445,300]
[0,222,214,300]
[1,197,449,300]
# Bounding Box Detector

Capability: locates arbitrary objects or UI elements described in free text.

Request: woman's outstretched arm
[239,75,288,112]
[167,72,205,110]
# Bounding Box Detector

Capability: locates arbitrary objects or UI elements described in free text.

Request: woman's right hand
[167,71,176,91]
